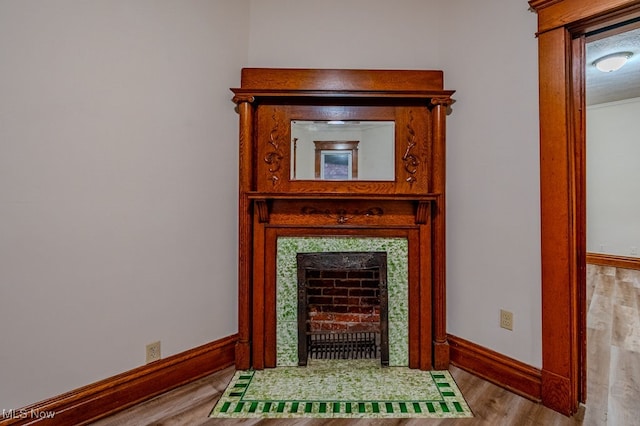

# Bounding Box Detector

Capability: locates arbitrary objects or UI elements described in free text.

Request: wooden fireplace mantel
[232,68,454,371]
[248,193,439,225]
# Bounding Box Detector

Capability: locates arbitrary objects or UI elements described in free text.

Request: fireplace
[276,237,408,367]
[232,68,453,371]
[296,251,389,366]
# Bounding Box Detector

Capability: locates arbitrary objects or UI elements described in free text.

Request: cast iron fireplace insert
[296,251,389,366]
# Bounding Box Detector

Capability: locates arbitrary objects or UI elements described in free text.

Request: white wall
[0,0,249,409]
[587,98,640,257]
[248,0,443,69]
[0,0,543,410]
[440,1,541,367]
[248,0,542,367]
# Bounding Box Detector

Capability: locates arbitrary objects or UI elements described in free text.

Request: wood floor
[91,265,640,426]
[583,264,640,426]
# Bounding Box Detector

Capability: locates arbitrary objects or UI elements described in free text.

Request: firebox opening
[297,252,389,366]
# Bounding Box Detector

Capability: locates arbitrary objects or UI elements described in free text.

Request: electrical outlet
[146,341,161,363]
[631,247,638,256]
[500,310,513,331]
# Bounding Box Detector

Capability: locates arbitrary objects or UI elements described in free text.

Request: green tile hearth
[209,359,473,419]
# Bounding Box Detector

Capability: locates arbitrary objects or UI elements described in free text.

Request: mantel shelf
[247,192,440,202]
[231,88,456,102]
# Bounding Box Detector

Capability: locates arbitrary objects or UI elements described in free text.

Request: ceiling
[586,26,640,106]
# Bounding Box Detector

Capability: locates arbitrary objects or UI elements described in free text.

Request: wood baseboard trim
[586,252,640,271]
[448,334,542,401]
[1,334,237,426]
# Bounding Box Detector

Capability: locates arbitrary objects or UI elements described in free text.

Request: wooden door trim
[531,0,640,34]
[529,0,640,416]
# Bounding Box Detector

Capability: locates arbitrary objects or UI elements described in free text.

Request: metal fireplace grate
[308,332,379,360]
[297,252,389,366]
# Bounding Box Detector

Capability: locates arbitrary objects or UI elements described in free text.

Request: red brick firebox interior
[306,269,381,334]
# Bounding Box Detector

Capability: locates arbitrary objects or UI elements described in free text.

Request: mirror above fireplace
[290,120,395,181]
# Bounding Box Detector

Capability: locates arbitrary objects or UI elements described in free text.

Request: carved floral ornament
[264,113,284,186]
[301,206,384,224]
[253,200,433,225]
[402,111,419,185]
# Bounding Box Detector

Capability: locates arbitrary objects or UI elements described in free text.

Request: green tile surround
[276,237,409,366]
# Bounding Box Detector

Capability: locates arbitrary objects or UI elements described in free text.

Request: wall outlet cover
[500,309,513,331]
[146,341,161,363]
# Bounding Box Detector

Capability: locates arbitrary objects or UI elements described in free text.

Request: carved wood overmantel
[232,68,454,371]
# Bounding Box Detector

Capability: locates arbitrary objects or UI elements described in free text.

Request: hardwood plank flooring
[91,264,640,426]
[583,265,640,426]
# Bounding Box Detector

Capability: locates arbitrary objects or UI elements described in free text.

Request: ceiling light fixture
[593,52,633,72]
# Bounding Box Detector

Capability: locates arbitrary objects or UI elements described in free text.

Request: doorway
[585,23,640,261]
[531,0,640,416]
[581,17,640,407]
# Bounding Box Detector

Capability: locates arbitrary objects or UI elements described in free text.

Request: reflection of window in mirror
[290,120,394,181]
[314,141,359,180]
[321,151,352,179]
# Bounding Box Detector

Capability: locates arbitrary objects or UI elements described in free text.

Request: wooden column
[416,203,433,370]
[431,98,451,369]
[233,96,254,370]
